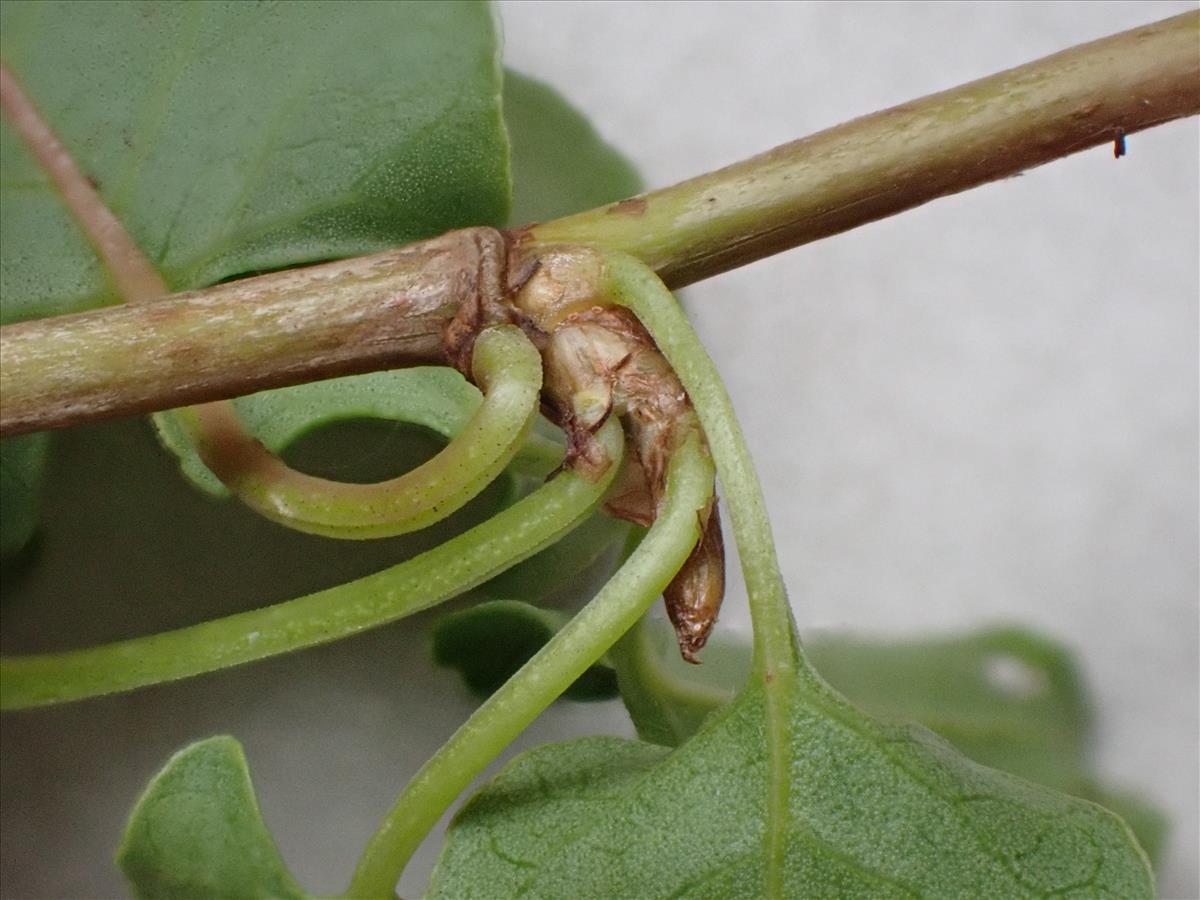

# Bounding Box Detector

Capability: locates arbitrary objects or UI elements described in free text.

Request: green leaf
[0,0,507,315]
[432,600,618,702]
[807,630,1167,867]
[804,628,1090,790]
[0,432,48,560]
[0,0,508,540]
[429,675,1153,898]
[618,623,1095,774]
[1078,784,1167,869]
[612,621,1166,870]
[117,736,305,900]
[503,69,643,225]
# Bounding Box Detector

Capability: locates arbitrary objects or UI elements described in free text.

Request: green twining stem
[598,251,810,897]
[176,325,542,539]
[0,419,623,710]
[346,434,715,899]
[599,252,804,681]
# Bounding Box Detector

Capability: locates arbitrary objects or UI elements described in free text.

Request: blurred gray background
[1,2,1195,898]
[500,0,1198,896]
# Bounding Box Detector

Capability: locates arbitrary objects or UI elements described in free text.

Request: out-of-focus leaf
[117,736,305,900]
[432,600,617,702]
[0,433,48,561]
[503,69,643,226]
[480,510,631,603]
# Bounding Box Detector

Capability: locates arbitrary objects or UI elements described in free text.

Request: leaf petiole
[346,426,714,899]
[0,416,620,710]
[598,252,805,681]
[597,251,814,896]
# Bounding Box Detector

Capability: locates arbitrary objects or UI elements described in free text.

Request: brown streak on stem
[607,197,648,216]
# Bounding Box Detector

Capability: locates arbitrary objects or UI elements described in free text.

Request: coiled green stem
[0,419,623,710]
[346,432,714,899]
[177,326,543,539]
[598,251,805,896]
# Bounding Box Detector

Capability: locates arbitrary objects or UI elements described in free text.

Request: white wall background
[0,4,1193,899]
[499,1,1198,896]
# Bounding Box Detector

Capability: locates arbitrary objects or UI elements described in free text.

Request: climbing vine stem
[0,419,620,710]
[597,249,815,897]
[346,428,714,899]
[2,12,1195,436]
[179,326,543,539]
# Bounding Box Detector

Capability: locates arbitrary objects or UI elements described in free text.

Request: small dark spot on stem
[1113,127,1126,159]
[607,197,647,216]
[85,174,100,190]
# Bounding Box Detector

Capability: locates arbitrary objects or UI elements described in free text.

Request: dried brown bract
[503,244,726,661]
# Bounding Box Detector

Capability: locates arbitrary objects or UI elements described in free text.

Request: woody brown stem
[0,229,508,436]
[1,12,1196,436]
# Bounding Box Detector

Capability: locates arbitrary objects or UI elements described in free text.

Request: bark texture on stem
[528,11,1200,287]
[0,229,508,436]
[1,12,1196,435]
[511,246,726,660]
